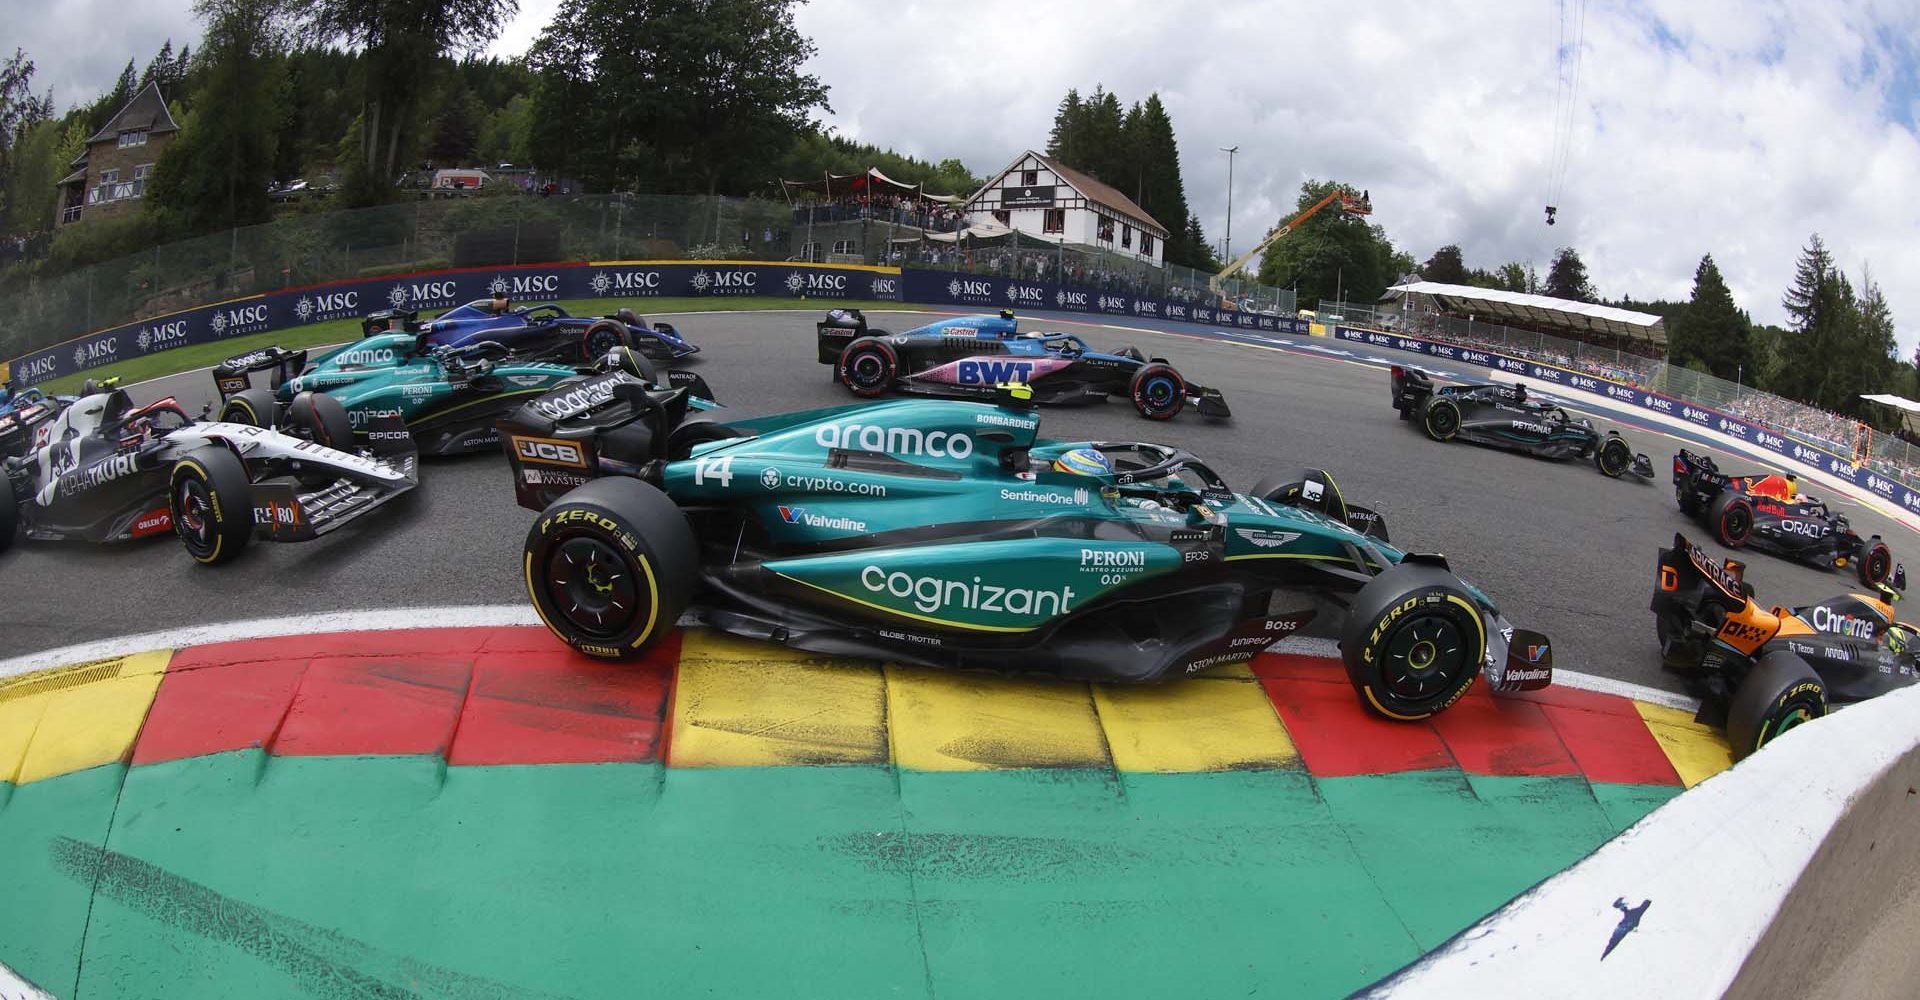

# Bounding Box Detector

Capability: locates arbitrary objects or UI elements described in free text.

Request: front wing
[247,414,418,541]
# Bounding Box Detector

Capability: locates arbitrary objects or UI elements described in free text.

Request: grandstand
[1377,281,1666,356]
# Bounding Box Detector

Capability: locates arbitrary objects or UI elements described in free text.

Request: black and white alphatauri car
[0,382,417,565]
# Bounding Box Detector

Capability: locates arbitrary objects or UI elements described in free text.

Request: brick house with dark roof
[964,150,1169,267]
[55,80,179,227]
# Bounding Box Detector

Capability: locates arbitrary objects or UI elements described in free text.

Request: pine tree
[1669,254,1753,382]
[1773,234,1841,406]
[1045,89,1080,161]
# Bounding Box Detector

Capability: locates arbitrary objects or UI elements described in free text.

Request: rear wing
[211,347,308,400]
[361,308,421,338]
[1389,365,1434,415]
[817,308,869,365]
[1655,532,1752,614]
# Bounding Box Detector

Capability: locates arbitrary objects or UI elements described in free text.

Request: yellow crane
[1210,189,1372,309]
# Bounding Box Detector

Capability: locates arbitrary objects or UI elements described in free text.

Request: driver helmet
[1512,382,1527,404]
[489,294,510,314]
[999,308,1015,321]
[1052,448,1113,478]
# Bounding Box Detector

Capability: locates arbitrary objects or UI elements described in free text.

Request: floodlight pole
[1219,145,1239,263]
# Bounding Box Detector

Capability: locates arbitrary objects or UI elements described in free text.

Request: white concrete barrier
[1358,683,1920,998]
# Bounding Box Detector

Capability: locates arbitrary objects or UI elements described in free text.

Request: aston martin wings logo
[1235,528,1301,548]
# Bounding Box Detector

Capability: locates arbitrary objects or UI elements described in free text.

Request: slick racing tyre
[1709,491,1754,548]
[169,448,254,566]
[603,344,656,383]
[1595,435,1633,478]
[1420,397,1461,441]
[287,392,355,450]
[219,387,277,428]
[1727,650,1827,760]
[524,478,697,658]
[1341,563,1486,720]
[0,485,17,554]
[1859,538,1894,588]
[838,337,898,398]
[1129,363,1186,420]
[582,320,633,363]
[667,419,746,461]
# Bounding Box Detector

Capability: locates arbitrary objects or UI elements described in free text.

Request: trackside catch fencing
[0,193,1293,362]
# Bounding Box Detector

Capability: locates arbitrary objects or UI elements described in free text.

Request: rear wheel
[1129,363,1186,420]
[604,344,656,383]
[668,419,746,460]
[169,448,254,566]
[1727,650,1826,760]
[582,320,632,363]
[287,392,355,450]
[524,478,697,658]
[1421,397,1461,441]
[220,388,277,428]
[1595,435,1633,477]
[1341,563,1486,720]
[1709,491,1754,548]
[837,337,898,398]
[1859,538,1894,588]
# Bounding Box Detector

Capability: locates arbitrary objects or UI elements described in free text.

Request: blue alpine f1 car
[364,298,699,364]
[816,308,1229,420]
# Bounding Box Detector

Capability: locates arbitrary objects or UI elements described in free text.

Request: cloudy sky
[12,0,1920,348]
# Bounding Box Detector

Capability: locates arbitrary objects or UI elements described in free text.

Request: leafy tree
[1667,254,1753,382]
[298,0,519,203]
[529,0,828,196]
[149,0,290,234]
[1542,246,1594,301]
[1420,244,1467,284]
[427,91,478,164]
[1495,261,1535,292]
[1254,179,1396,305]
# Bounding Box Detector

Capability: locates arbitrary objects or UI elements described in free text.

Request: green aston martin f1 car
[499,384,1554,719]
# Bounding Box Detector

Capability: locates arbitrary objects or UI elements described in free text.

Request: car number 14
[694,455,735,487]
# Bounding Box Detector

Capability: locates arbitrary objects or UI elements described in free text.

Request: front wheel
[169,448,255,566]
[1726,650,1826,760]
[837,337,898,398]
[524,478,697,658]
[1421,397,1461,441]
[0,483,17,554]
[1341,563,1486,720]
[1858,538,1894,588]
[1129,363,1186,420]
[1595,435,1633,478]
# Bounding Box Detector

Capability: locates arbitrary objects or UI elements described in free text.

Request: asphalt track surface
[3,306,1912,696]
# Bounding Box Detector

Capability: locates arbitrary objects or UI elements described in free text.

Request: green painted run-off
[0,755,1679,999]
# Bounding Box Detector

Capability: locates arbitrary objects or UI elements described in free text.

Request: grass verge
[37,296,893,395]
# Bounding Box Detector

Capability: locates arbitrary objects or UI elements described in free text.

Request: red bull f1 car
[1672,448,1902,588]
[816,308,1230,420]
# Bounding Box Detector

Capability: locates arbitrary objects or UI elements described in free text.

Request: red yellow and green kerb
[0,627,1732,999]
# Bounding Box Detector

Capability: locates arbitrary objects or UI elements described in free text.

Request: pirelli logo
[513,435,588,469]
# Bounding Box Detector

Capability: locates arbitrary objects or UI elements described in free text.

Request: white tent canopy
[1861,393,1920,413]
[1381,281,1667,347]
